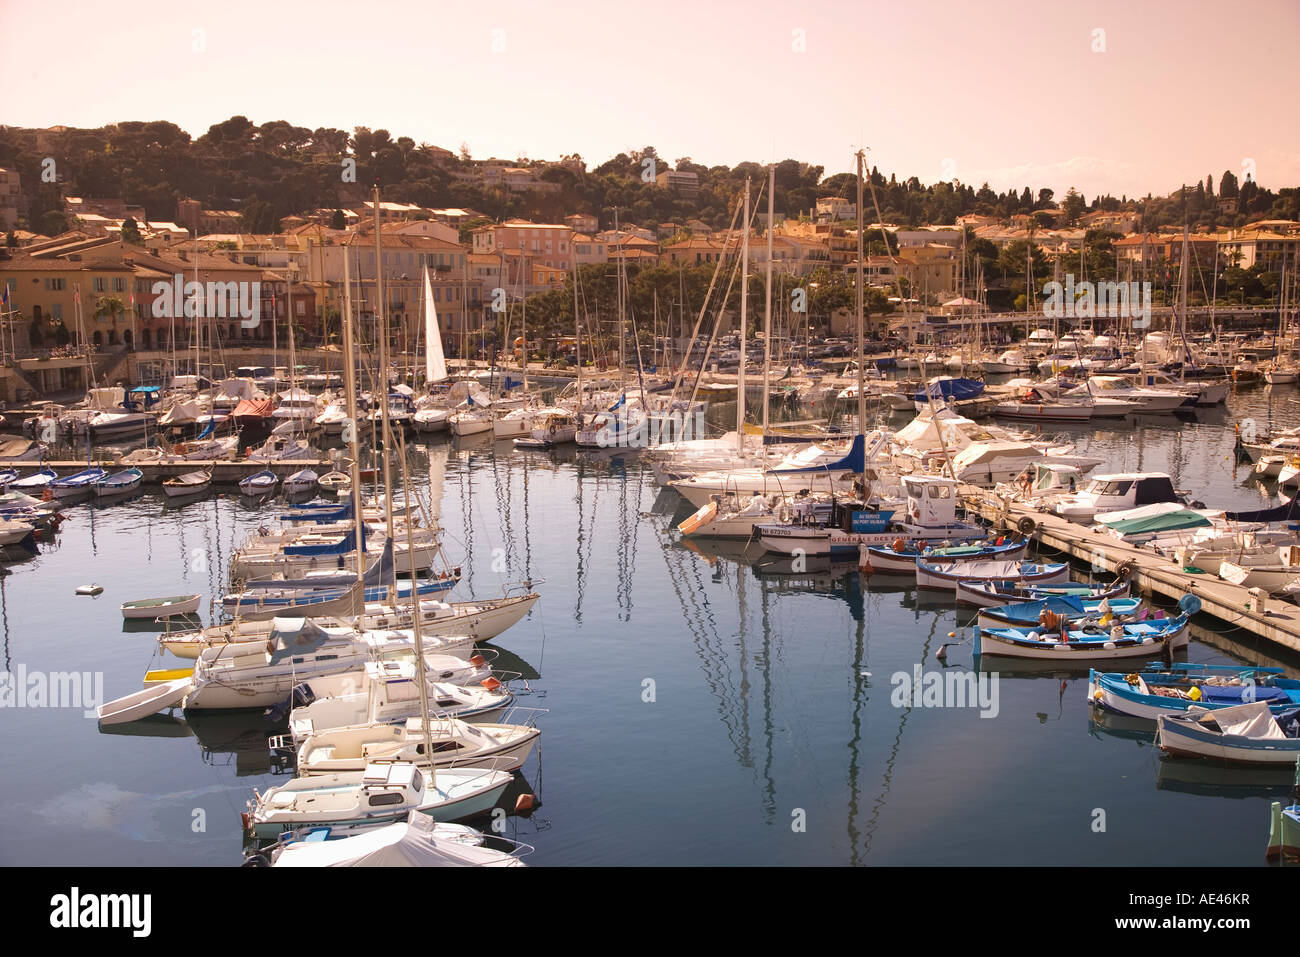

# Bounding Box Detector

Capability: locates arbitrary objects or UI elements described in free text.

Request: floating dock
[964,490,1300,658]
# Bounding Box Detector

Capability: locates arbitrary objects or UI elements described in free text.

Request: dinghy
[1157,701,1300,765]
[917,559,1069,593]
[120,593,201,620]
[239,469,279,495]
[162,470,212,497]
[955,576,1131,608]
[284,468,319,495]
[318,470,350,494]
[92,467,144,498]
[96,676,193,725]
[860,535,1027,575]
[976,611,1191,661]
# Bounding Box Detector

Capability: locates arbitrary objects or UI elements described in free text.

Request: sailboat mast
[342,251,367,598]
[737,178,750,456]
[855,150,866,435]
[373,185,395,543]
[395,427,437,786]
[762,163,774,434]
[573,265,583,423]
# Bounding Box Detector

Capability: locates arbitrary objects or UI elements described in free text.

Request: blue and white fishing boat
[92,467,143,498]
[955,575,1131,608]
[976,593,1143,631]
[861,535,1028,575]
[49,467,106,500]
[1088,663,1300,720]
[283,468,319,495]
[1157,702,1300,765]
[239,469,279,496]
[918,558,1070,593]
[976,611,1191,661]
[9,466,57,492]
[0,469,16,490]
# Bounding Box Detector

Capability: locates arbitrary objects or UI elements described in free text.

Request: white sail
[423,266,448,383]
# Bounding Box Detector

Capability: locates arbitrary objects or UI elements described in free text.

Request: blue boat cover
[909,378,985,403]
[1223,495,1300,524]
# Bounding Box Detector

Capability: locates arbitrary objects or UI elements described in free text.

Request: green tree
[120,217,143,244]
[330,209,345,229]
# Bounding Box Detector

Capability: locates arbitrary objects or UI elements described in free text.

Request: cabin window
[368,792,404,806]
[929,485,951,499]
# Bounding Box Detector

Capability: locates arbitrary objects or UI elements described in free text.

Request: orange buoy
[514,794,536,812]
[481,676,503,691]
[469,654,487,668]
[892,537,906,553]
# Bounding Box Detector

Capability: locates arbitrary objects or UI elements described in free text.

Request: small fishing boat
[120,593,202,620]
[1157,701,1300,765]
[92,467,144,498]
[0,468,16,490]
[916,559,1069,593]
[977,611,1191,661]
[976,593,1143,631]
[955,576,1131,608]
[317,470,350,495]
[284,468,319,495]
[9,466,57,491]
[49,467,107,500]
[860,535,1027,575]
[1088,663,1300,721]
[239,470,279,496]
[162,470,212,497]
[244,762,513,839]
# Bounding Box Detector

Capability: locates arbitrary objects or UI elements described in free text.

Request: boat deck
[963,489,1300,658]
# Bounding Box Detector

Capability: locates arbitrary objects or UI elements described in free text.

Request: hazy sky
[3,0,1297,201]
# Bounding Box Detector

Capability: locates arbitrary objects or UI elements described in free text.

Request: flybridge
[151,274,262,328]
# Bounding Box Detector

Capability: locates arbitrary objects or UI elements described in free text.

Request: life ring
[1017,517,1037,535]
[548,422,557,436]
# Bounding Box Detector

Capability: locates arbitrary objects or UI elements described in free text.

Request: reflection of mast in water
[521,451,532,582]
[734,562,753,772]
[573,457,597,623]
[757,570,776,823]
[613,459,645,621]
[655,527,749,767]
[858,612,941,862]
[845,597,867,865]
[459,450,475,595]
[1,573,10,673]
[490,450,516,580]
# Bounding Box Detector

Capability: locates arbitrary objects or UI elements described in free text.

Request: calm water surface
[2,383,1299,866]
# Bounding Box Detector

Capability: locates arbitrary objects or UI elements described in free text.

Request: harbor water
[1,383,1298,866]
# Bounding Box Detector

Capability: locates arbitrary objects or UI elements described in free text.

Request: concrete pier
[964,490,1300,658]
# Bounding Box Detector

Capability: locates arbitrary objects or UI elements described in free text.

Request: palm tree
[93,295,125,324]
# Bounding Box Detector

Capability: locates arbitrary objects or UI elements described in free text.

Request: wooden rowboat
[120,593,202,619]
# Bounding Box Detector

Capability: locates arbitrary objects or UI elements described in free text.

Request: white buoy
[75,584,104,597]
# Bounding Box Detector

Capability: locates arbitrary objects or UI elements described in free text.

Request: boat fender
[75,584,104,597]
[1141,637,1153,645]
[892,538,906,553]
[242,851,270,867]
[515,794,536,813]
[470,654,487,668]
[1053,644,1070,652]
[481,676,503,692]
